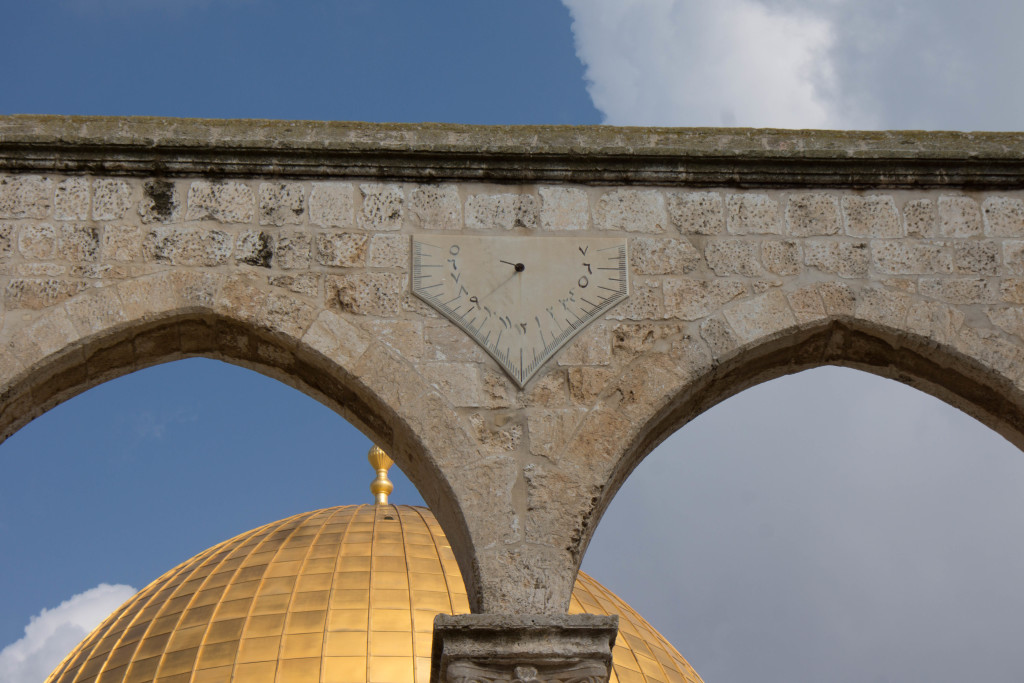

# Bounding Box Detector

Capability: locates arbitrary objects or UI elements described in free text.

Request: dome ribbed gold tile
[46,505,703,683]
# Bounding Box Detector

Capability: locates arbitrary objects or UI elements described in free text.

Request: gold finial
[368,445,394,505]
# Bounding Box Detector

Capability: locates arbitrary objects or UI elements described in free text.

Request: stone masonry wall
[3,124,1024,618]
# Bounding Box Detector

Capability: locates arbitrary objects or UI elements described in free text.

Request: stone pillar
[430,614,619,683]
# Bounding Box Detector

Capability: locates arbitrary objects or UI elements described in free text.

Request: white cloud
[562,0,842,128]
[0,584,136,683]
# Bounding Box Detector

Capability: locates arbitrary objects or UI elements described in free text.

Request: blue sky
[3,2,1024,682]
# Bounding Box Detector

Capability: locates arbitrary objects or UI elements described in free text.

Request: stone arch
[0,269,500,610]
[543,288,1024,611]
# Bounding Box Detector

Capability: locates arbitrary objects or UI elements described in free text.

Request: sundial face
[411,235,629,387]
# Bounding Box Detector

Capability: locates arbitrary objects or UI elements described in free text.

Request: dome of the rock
[46,502,703,683]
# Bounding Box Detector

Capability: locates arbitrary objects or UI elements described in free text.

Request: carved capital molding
[431,614,619,683]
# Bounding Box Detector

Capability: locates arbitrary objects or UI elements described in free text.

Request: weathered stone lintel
[431,614,618,683]
[4,115,1024,187]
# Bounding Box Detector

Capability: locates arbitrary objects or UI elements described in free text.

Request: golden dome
[47,505,703,683]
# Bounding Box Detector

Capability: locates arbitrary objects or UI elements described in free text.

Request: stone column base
[431,613,619,683]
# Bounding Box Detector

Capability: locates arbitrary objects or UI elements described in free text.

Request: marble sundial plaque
[411,235,629,387]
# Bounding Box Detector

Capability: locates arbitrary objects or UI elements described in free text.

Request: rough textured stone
[953,240,1000,275]
[699,316,740,355]
[983,196,1024,237]
[419,362,480,407]
[259,183,305,226]
[0,175,52,218]
[275,230,311,270]
[539,187,589,231]
[409,184,461,230]
[629,236,700,275]
[666,191,724,235]
[465,193,538,230]
[938,195,982,237]
[92,179,133,221]
[762,240,802,276]
[704,239,762,276]
[19,224,57,259]
[903,198,935,238]
[722,289,795,341]
[920,277,999,304]
[605,278,662,321]
[363,319,425,360]
[139,179,180,224]
[568,366,613,404]
[871,240,950,275]
[787,286,827,324]
[308,182,354,228]
[316,232,368,267]
[843,195,901,238]
[804,240,869,277]
[787,194,841,237]
[54,178,90,220]
[906,300,964,343]
[0,224,14,259]
[268,273,319,297]
[359,183,404,231]
[100,224,140,263]
[557,324,611,366]
[1003,241,1024,276]
[6,278,89,309]
[470,412,523,453]
[856,287,912,328]
[235,230,275,268]
[367,233,410,269]
[594,189,666,233]
[143,226,232,266]
[526,409,582,458]
[727,194,781,235]
[186,181,255,223]
[664,278,746,320]
[57,224,100,263]
[326,272,402,316]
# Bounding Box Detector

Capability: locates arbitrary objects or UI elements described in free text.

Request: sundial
[411,235,629,387]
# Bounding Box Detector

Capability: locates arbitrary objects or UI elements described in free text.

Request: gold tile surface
[47,505,704,683]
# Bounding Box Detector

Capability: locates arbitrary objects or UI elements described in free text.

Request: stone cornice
[1,114,1023,188]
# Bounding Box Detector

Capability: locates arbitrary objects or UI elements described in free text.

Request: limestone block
[259,183,305,226]
[235,230,274,268]
[787,286,827,324]
[92,179,133,221]
[666,191,724,235]
[804,239,869,278]
[302,183,354,228]
[116,271,220,321]
[326,272,402,316]
[669,330,714,381]
[818,281,856,316]
[727,193,781,235]
[54,178,90,220]
[268,273,319,298]
[143,226,233,266]
[18,224,56,260]
[465,193,538,230]
[787,193,841,237]
[855,287,912,329]
[871,240,950,276]
[953,240,1000,275]
[699,316,740,355]
[1003,241,1024,275]
[938,195,982,237]
[987,306,1024,339]
[522,370,567,408]
[557,323,611,366]
[704,239,762,276]
[664,278,746,320]
[527,408,584,457]
[1000,279,1024,304]
[367,233,409,269]
[301,309,371,367]
[722,289,795,341]
[5,278,89,310]
[0,224,13,259]
[315,232,368,267]
[359,183,404,231]
[982,196,1024,237]
[605,278,662,320]
[903,198,935,238]
[920,277,999,304]
[469,412,523,453]
[18,263,64,276]
[64,286,127,336]
[905,300,964,343]
[138,179,180,224]
[762,240,802,276]
[843,195,901,238]
[611,321,687,356]
[275,230,311,270]
[539,187,589,231]
[568,366,612,404]
[57,224,100,263]
[954,326,1024,380]
[0,175,52,218]
[629,236,700,275]
[419,362,480,407]
[258,292,318,339]
[424,319,488,362]
[102,224,141,262]
[409,184,461,230]
[70,264,131,280]
[752,279,782,294]
[594,189,666,233]
[606,354,683,421]
[10,307,78,361]
[186,181,255,223]
[363,319,425,360]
